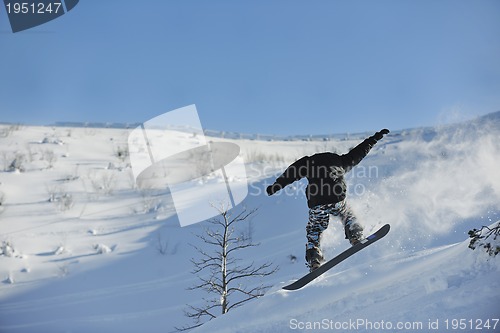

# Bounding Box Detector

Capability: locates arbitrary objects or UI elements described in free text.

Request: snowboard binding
[305,246,324,272]
[345,222,364,246]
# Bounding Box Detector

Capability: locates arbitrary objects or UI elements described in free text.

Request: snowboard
[282,224,390,291]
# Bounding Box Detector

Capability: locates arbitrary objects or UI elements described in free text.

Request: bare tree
[176,205,278,331]
[42,149,58,169]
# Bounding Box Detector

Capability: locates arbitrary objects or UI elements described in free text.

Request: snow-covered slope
[193,237,500,333]
[0,113,499,332]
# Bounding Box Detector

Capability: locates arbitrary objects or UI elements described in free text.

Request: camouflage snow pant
[306,200,359,250]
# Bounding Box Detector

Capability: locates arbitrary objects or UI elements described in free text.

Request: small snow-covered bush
[4,274,14,284]
[89,171,116,195]
[47,187,74,211]
[41,137,64,145]
[139,195,162,214]
[1,241,16,257]
[8,153,26,172]
[93,244,112,254]
[114,145,129,162]
[42,149,58,169]
[468,222,500,257]
[60,193,73,211]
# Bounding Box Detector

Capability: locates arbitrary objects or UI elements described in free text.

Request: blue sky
[1,0,499,135]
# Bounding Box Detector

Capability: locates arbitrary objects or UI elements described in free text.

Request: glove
[266,185,274,196]
[373,128,390,141]
[266,184,280,196]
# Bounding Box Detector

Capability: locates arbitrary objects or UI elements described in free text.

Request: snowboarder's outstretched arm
[266,129,390,196]
[266,156,309,196]
[341,129,390,172]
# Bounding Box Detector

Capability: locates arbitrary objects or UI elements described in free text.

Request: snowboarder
[266,129,390,271]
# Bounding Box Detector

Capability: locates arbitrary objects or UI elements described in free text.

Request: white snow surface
[0,114,499,333]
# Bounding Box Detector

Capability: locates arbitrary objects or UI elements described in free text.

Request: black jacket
[268,134,380,208]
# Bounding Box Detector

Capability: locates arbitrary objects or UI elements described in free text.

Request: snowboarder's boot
[305,246,324,272]
[345,222,364,246]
